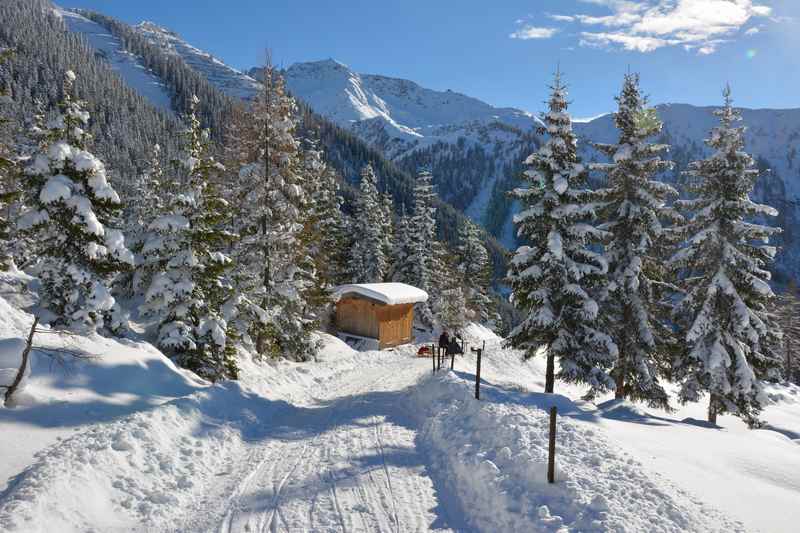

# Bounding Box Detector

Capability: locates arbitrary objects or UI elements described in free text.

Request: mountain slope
[135,21,261,101]
[283,59,537,146]
[54,8,174,115]
[282,60,541,231]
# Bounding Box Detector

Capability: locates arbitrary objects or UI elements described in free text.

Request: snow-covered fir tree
[348,164,389,283]
[507,70,617,397]
[431,240,466,331]
[140,95,238,381]
[390,203,414,283]
[0,48,20,270]
[590,73,679,408]
[669,86,782,425]
[123,143,164,297]
[227,64,317,361]
[380,191,395,273]
[301,139,346,312]
[456,219,495,325]
[19,70,134,331]
[407,170,438,327]
[774,281,800,384]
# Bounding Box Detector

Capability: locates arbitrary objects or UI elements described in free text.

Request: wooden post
[547,406,557,483]
[4,317,38,407]
[473,341,484,400]
[432,344,436,373]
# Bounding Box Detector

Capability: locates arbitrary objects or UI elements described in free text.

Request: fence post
[548,406,557,483]
[473,341,484,400]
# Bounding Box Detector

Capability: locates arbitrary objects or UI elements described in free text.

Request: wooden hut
[333,283,429,349]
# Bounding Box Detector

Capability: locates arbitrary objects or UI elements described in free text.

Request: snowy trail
[189,354,452,533]
[2,316,797,532]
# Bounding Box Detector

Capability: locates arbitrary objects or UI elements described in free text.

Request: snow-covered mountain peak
[284,59,541,157]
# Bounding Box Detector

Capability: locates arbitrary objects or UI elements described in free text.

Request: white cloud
[580,32,678,52]
[547,14,576,22]
[509,25,559,40]
[544,0,773,54]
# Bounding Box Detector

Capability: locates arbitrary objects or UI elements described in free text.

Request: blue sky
[61,0,799,118]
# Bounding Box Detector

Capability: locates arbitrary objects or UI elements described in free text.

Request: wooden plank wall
[335,298,415,349]
[336,298,380,339]
[377,303,414,348]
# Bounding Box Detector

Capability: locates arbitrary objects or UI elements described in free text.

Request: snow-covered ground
[1,300,798,532]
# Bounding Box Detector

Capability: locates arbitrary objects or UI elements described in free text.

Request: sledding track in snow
[214,355,450,533]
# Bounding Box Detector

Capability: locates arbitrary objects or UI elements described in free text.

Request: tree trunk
[614,370,626,400]
[4,317,38,407]
[544,350,555,394]
[707,394,718,425]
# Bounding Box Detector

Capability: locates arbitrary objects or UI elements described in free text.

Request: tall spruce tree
[380,191,395,274]
[348,164,389,283]
[507,70,617,397]
[390,203,414,283]
[19,71,133,331]
[408,170,438,327]
[591,73,679,408]
[227,63,317,361]
[775,281,800,384]
[301,140,346,312]
[140,95,238,381]
[457,219,495,325]
[669,86,782,425]
[124,143,164,297]
[0,48,20,270]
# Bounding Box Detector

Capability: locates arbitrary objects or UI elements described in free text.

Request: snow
[39,174,73,204]
[411,371,743,532]
[0,338,29,395]
[134,21,261,101]
[1,299,798,532]
[285,59,539,161]
[54,7,174,115]
[333,282,429,305]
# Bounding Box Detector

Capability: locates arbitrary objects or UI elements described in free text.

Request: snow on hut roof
[333,283,429,305]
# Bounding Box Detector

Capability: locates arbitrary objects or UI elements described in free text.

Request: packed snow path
[206,354,447,533]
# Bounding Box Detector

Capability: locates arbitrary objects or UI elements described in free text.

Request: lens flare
[746,49,757,59]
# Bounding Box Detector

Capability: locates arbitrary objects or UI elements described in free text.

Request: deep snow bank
[411,371,745,533]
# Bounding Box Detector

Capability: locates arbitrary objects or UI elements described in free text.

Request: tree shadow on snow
[450,369,600,424]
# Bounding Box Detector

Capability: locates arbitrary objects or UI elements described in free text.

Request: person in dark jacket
[438,331,450,354]
[447,337,463,356]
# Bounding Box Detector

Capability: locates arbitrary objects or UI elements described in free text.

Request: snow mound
[411,371,745,533]
[333,282,428,305]
[0,386,244,531]
[461,321,501,344]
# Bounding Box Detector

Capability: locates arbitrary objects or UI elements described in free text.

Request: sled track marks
[216,358,448,533]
